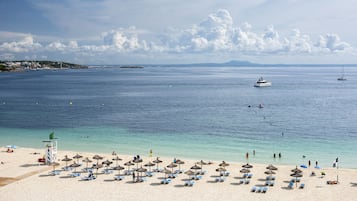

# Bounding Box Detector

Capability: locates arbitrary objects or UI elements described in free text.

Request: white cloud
[0,9,354,63]
[0,35,42,53]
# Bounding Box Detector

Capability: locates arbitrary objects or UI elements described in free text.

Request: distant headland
[0,60,88,72]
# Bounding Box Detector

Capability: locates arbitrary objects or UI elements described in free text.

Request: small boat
[254,77,272,87]
[337,67,347,81]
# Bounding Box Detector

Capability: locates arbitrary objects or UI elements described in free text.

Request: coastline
[1,147,356,201]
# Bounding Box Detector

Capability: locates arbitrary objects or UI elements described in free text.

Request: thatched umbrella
[219,161,230,167]
[153,157,163,171]
[266,164,278,171]
[124,161,134,173]
[132,158,143,169]
[73,154,83,163]
[82,157,92,170]
[113,165,125,176]
[62,155,72,168]
[291,166,302,173]
[196,160,207,174]
[190,164,201,174]
[70,162,81,173]
[161,168,172,180]
[144,161,155,172]
[92,155,103,165]
[216,167,226,176]
[92,163,103,176]
[240,168,250,173]
[112,156,122,166]
[166,162,178,174]
[175,160,185,173]
[136,166,147,182]
[185,170,195,179]
[264,170,276,180]
[290,172,303,188]
[242,163,253,169]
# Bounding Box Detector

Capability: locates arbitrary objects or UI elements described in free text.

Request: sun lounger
[256,187,262,193]
[168,173,177,178]
[262,187,268,193]
[327,180,338,185]
[82,175,96,181]
[160,178,172,184]
[124,170,134,175]
[174,170,183,174]
[62,166,73,171]
[114,175,124,181]
[215,176,226,182]
[266,175,276,180]
[220,171,230,176]
[49,170,61,176]
[288,181,294,189]
[145,171,154,177]
[102,169,113,174]
[191,175,202,180]
[244,179,250,184]
[251,186,257,192]
[247,173,253,178]
[184,180,195,186]
[196,170,207,175]
[299,183,305,189]
[70,172,81,177]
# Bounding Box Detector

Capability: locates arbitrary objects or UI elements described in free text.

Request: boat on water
[254,77,272,87]
[337,67,347,81]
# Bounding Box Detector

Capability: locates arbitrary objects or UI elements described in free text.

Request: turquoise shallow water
[0,66,356,168]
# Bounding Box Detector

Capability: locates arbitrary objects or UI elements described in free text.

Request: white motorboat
[254,77,272,87]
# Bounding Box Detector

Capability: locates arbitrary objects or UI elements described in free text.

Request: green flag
[49,132,55,140]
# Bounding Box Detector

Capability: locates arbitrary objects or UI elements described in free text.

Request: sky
[0,0,356,64]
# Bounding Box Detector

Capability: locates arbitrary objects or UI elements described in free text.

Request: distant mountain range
[93,60,357,68]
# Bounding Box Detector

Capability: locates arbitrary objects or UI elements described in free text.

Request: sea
[0,66,356,168]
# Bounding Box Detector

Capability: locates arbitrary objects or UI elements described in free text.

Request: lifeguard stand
[42,132,58,165]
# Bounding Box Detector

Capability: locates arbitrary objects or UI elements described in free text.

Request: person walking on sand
[132,172,135,182]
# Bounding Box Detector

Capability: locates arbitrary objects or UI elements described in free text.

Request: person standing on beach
[132,172,135,182]
[316,161,318,167]
[308,160,311,167]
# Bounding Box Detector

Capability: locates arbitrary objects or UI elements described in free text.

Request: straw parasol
[264,170,276,179]
[290,172,303,187]
[132,158,143,169]
[70,162,81,173]
[196,160,207,174]
[291,166,302,173]
[216,167,226,176]
[185,170,195,180]
[124,161,134,172]
[92,163,103,175]
[112,156,122,166]
[144,161,155,172]
[153,157,163,171]
[73,154,83,163]
[161,168,172,180]
[92,155,104,165]
[62,155,72,167]
[175,160,185,173]
[113,165,125,176]
[82,157,92,169]
[136,166,147,181]
[266,164,278,171]
[190,164,202,174]
[240,168,250,173]
[242,163,253,169]
[166,162,178,173]
[219,161,230,167]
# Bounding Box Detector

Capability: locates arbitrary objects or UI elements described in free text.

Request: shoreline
[1,147,356,201]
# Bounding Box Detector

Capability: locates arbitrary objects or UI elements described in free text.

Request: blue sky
[0,0,356,64]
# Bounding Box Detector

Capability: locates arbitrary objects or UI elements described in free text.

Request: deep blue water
[0,66,356,168]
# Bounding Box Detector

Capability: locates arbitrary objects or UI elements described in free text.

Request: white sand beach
[0,147,356,201]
